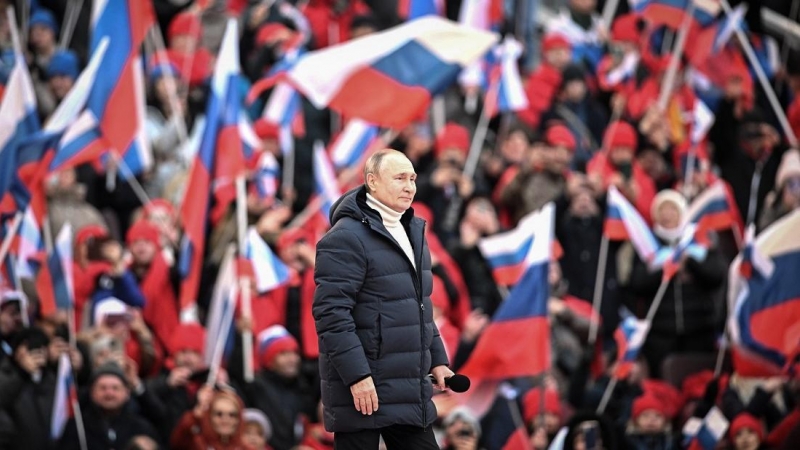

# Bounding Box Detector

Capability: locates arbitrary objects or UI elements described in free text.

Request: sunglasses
[212,410,239,419]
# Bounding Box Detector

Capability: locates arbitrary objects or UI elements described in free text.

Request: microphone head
[446,374,471,393]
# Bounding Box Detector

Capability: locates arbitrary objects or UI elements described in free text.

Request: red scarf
[138,254,179,352]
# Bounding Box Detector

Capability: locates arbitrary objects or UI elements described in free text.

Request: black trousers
[334,424,439,450]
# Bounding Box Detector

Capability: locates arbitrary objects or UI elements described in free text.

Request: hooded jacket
[312,186,449,433]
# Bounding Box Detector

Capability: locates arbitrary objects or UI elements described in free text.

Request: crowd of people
[2,0,800,449]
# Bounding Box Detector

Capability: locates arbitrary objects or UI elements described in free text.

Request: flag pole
[588,236,609,345]
[656,2,695,111]
[500,385,533,450]
[207,274,239,387]
[10,254,29,328]
[601,0,620,35]
[58,0,85,50]
[720,0,799,147]
[280,129,296,209]
[0,212,23,265]
[235,175,255,383]
[116,156,155,207]
[598,278,670,414]
[713,327,728,377]
[682,142,699,198]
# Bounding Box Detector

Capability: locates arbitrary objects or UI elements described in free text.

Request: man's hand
[431,365,455,391]
[168,366,193,387]
[350,376,379,415]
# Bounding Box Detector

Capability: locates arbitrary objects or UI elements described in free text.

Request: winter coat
[313,186,449,432]
[625,431,676,450]
[59,397,160,450]
[145,373,199,442]
[0,358,56,450]
[239,370,309,450]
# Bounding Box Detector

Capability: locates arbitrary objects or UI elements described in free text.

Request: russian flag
[330,119,379,170]
[251,17,497,128]
[204,245,239,369]
[398,0,443,20]
[682,407,729,450]
[458,0,504,32]
[484,37,528,118]
[461,203,554,381]
[652,223,709,281]
[261,47,306,156]
[687,4,746,66]
[313,141,341,223]
[252,151,280,202]
[686,180,741,237]
[690,98,715,144]
[36,224,75,317]
[603,187,660,262]
[244,227,291,294]
[179,20,247,322]
[478,205,545,286]
[88,0,154,176]
[613,314,649,379]
[51,353,77,440]
[639,0,721,29]
[15,206,44,279]
[728,212,800,372]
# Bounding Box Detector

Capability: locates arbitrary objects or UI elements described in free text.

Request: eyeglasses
[212,410,239,418]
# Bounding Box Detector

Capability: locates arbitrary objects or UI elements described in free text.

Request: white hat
[93,297,129,326]
[777,150,800,188]
[651,189,688,223]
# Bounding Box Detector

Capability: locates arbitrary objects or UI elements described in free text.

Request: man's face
[49,75,74,101]
[733,428,761,450]
[129,239,157,265]
[91,375,129,412]
[501,131,529,164]
[173,349,203,371]
[546,48,572,71]
[636,410,666,434]
[29,24,55,52]
[563,80,587,103]
[546,146,572,174]
[271,350,301,379]
[368,153,417,213]
[0,302,22,335]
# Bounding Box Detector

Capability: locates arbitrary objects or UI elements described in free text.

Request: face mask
[653,224,682,244]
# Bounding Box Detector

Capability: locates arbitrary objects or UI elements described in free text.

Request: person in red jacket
[587,121,656,220]
[171,385,254,450]
[518,34,573,130]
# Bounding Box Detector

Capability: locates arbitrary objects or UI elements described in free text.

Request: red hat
[605,121,638,150]
[632,394,667,420]
[522,388,561,423]
[257,325,299,369]
[642,379,683,419]
[126,220,161,248]
[542,34,571,53]
[168,323,206,355]
[611,14,641,44]
[430,275,449,314]
[76,224,108,248]
[681,370,714,401]
[256,22,293,46]
[545,125,576,151]
[168,12,202,43]
[435,123,470,156]
[254,118,280,140]
[729,413,765,441]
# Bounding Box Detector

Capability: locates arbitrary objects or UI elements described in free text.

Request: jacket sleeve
[429,321,449,369]
[312,229,372,386]
[0,360,24,409]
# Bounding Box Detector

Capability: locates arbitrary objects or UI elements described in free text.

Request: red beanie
[435,123,470,156]
[430,275,449,315]
[632,394,667,420]
[254,118,279,140]
[681,370,714,402]
[545,125,576,151]
[605,121,638,150]
[144,199,176,220]
[76,224,108,247]
[168,323,206,355]
[258,326,299,369]
[126,220,161,248]
[542,34,571,53]
[611,14,641,44]
[168,12,202,43]
[642,379,683,419]
[522,388,561,423]
[729,413,765,441]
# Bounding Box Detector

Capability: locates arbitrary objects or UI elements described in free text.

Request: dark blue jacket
[313,186,449,432]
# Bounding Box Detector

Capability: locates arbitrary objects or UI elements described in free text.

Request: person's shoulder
[319,219,367,247]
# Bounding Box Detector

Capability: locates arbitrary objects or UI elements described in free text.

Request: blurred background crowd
[2,0,800,449]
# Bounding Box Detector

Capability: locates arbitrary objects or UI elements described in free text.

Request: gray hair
[363,149,398,193]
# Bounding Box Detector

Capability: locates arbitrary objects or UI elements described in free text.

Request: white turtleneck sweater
[366,193,416,269]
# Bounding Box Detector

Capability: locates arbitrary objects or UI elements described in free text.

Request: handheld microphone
[428,374,471,393]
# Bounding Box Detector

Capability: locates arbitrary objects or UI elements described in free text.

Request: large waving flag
[613,313,649,379]
[179,20,247,322]
[478,204,543,286]
[462,203,554,382]
[244,227,291,294]
[36,224,75,317]
[329,119,379,170]
[728,213,800,374]
[313,141,342,223]
[639,0,721,30]
[204,245,239,369]
[603,187,660,262]
[51,353,77,440]
[250,17,497,128]
[88,0,154,176]
[484,37,528,118]
[252,151,280,202]
[687,3,746,66]
[685,180,742,238]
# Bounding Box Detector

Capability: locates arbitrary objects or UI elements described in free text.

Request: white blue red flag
[685,180,742,238]
[313,141,341,224]
[179,20,247,322]
[330,119,379,169]
[252,151,280,202]
[458,0,504,32]
[51,353,77,440]
[478,204,543,286]
[637,0,721,29]
[613,313,649,379]
[251,17,497,128]
[204,245,239,368]
[603,187,660,262]
[36,224,75,317]
[682,407,729,450]
[691,99,715,144]
[244,227,291,294]
[484,37,528,118]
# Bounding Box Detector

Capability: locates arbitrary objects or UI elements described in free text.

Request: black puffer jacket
[313,186,449,433]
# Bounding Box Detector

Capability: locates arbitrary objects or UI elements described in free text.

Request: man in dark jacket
[313,149,452,449]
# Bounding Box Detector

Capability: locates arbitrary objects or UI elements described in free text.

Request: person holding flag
[628,189,727,377]
[313,149,452,449]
